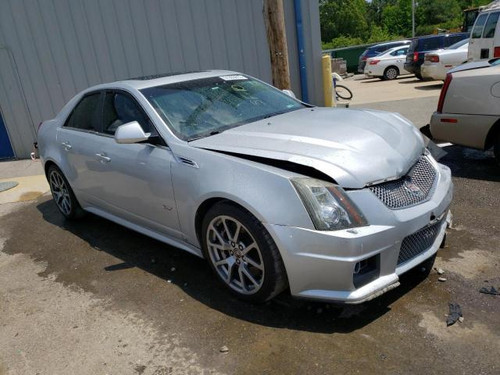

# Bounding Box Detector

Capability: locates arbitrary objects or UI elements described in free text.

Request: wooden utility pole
[264,0,291,90]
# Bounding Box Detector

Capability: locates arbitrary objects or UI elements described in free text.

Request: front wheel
[201,202,288,303]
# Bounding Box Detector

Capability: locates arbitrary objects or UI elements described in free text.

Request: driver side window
[102,92,152,135]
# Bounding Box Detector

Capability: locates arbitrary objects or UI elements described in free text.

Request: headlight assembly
[291,177,367,231]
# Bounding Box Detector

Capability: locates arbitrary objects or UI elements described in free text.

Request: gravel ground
[0,91,499,375]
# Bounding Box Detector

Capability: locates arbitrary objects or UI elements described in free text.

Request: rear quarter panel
[444,67,500,116]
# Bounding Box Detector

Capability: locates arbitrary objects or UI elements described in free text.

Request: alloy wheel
[206,215,265,295]
[49,170,72,216]
[386,67,398,80]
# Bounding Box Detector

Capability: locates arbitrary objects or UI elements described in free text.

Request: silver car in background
[38,71,453,304]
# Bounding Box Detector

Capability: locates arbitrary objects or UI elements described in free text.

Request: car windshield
[141,75,304,141]
[446,38,469,49]
[490,58,500,66]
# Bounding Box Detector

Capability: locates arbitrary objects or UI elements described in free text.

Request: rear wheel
[201,202,288,303]
[494,132,500,167]
[47,165,84,219]
[415,73,424,80]
[383,66,399,80]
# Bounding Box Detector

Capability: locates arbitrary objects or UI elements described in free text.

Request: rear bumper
[404,63,420,75]
[266,160,454,303]
[430,112,498,149]
[421,64,446,81]
[358,61,366,73]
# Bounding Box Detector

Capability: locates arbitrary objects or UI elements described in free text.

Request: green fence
[323,44,375,73]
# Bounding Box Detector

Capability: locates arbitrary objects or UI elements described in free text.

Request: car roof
[82,70,239,93]
[377,45,409,56]
[369,40,410,49]
[417,32,468,40]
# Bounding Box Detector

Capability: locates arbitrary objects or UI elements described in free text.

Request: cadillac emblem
[403,179,425,198]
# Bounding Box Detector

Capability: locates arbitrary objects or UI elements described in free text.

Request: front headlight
[291,177,368,231]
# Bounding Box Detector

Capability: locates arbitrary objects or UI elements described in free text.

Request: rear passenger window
[102,92,152,135]
[483,12,500,38]
[65,93,100,131]
[472,13,489,38]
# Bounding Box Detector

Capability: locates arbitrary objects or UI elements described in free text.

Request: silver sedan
[38,71,453,303]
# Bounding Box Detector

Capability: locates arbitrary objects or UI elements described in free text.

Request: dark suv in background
[405,32,469,79]
[358,40,411,73]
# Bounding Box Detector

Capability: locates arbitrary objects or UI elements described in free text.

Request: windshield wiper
[188,130,223,142]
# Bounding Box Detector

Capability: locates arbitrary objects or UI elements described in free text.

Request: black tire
[201,202,288,303]
[415,73,424,80]
[335,84,353,100]
[47,165,85,220]
[494,131,500,167]
[383,66,399,80]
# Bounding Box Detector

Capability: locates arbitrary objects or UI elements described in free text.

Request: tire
[201,202,288,303]
[494,132,500,167]
[334,84,353,100]
[47,165,85,220]
[415,73,424,80]
[383,66,399,80]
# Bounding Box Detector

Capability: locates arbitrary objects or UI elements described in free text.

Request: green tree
[320,0,369,42]
[417,0,462,27]
[381,0,413,37]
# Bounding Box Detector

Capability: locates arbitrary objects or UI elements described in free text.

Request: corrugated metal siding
[0,0,322,158]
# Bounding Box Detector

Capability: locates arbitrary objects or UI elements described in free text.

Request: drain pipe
[293,0,309,103]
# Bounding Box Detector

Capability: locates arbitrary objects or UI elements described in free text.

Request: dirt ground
[1,83,499,374]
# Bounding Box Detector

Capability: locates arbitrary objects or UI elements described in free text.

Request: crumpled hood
[190,107,425,188]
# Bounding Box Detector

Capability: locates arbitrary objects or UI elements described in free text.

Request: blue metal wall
[0,109,14,159]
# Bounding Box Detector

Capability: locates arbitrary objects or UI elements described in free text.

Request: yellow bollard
[322,54,334,107]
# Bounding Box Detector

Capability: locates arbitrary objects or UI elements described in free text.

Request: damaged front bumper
[265,162,453,304]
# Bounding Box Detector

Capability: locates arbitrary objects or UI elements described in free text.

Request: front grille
[398,220,443,265]
[369,156,436,209]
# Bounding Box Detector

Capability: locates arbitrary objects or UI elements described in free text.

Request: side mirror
[282,89,296,99]
[114,121,149,144]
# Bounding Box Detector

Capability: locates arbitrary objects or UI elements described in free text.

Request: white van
[468,1,500,61]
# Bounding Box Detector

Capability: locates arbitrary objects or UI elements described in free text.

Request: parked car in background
[430,59,500,165]
[468,1,500,61]
[405,33,469,79]
[364,45,410,80]
[38,70,453,304]
[358,40,411,73]
[421,39,469,81]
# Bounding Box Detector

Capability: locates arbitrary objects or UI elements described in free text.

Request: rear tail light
[425,55,440,63]
[369,59,380,65]
[413,52,419,62]
[437,73,452,113]
[362,56,367,61]
[494,47,500,58]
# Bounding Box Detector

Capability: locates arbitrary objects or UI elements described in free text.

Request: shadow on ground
[359,75,414,84]
[22,198,434,334]
[438,145,500,182]
[414,83,443,91]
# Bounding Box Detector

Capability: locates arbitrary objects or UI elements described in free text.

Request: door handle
[96,153,111,163]
[61,141,72,151]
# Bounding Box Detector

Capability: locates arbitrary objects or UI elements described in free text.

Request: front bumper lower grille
[398,220,443,265]
[369,156,437,209]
